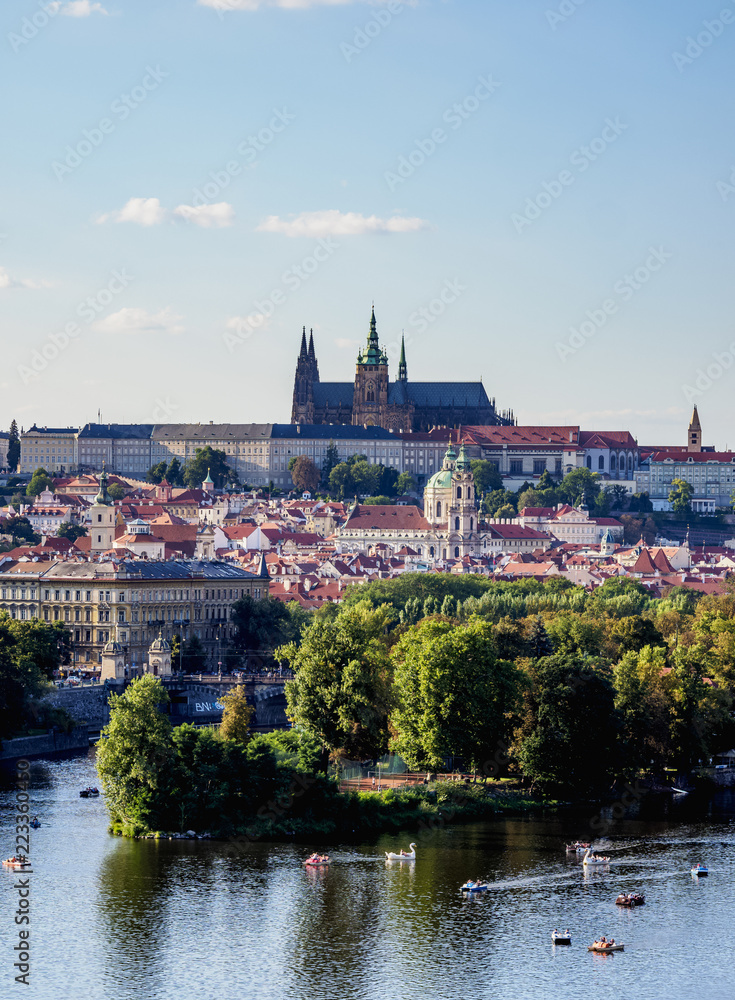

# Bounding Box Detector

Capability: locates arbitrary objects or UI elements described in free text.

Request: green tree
[166,457,185,486]
[218,685,254,743]
[321,440,340,487]
[231,594,297,653]
[57,522,88,542]
[628,492,653,513]
[183,447,234,489]
[493,504,517,520]
[181,635,207,673]
[390,616,525,771]
[395,471,416,495]
[363,496,395,506]
[350,460,382,497]
[614,645,672,775]
[26,467,53,497]
[483,489,516,518]
[1,516,41,546]
[669,478,694,515]
[611,616,665,656]
[107,483,126,501]
[291,455,321,494]
[329,462,355,499]
[7,420,20,471]
[604,484,629,511]
[527,616,553,658]
[146,461,168,484]
[96,675,175,830]
[280,601,396,759]
[557,468,601,507]
[471,460,502,495]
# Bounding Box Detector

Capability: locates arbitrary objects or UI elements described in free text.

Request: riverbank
[109,780,561,842]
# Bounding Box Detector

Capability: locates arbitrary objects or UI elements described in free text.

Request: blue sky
[1,0,734,447]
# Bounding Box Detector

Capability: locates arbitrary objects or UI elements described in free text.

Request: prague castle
[291,308,514,432]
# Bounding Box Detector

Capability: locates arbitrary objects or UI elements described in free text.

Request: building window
[598,455,605,470]
[533,459,545,475]
[454,517,460,530]
[456,487,462,499]
[586,456,592,470]
[454,546,460,558]
[510,460,523,475]
[436,501,442,518]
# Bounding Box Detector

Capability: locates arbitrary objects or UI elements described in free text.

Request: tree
[280,601,396,759]
[471,460,502,495]
[7,420,20,471]
[395,472,416,495]
[181,635,207,673]
[146,461,168,484]
[26,467,53,497]
[611,616,665,656]
[183,447,234,490]
[614,645,672,775]
[107,483,126,501]
[57,522,87,542]
[629,492,653,513]
[291,455,321,494]
[96,675,175,830]
[483,489,516,518]
[350,460,382,497]
[493,504,516,520]
[557,468,601,507]
[390,616,525,771]
[329,462,355,499]
[166,457,185,486]
[669,478,694,515]
[321,440,340,487]
[363,496,395,506]
[527,616,553,658]
[1,516,40,546]
[231,594,298,654]
[0,616,70,737]
[219,685,254,744]
[604,484,629,511]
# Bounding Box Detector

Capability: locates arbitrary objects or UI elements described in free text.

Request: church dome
[102,639,124,655]
[149,631,171,652]
[427,468,453,489]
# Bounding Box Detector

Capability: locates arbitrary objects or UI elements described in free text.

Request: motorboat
[461,880,489,892]
[565,841,590,853]
[615,893,645,907]
[303,854,330,866]
[385,843,416,860]
[79,787,100,798]
[551,931,572,944]
[3,858,32,870]
[588,943,624,953]
[582,849,610,866]
[691,864,708,876]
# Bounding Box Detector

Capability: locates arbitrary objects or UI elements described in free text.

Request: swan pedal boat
[551,933,571,944]
[588,944,624,953]
[3,859,31,870]
[582,849,610,866]
[304,856,330,866]
[385,843,416,861]
[691,865,708,876]
[461,881,489,892]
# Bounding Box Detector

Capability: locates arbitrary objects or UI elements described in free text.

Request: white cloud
[335,337,359,349]
[174,202,235,228]
[48,1,110,15]
[96,197,166,227]
[198,0,360,10]
[94,307,184,335]
[0,266,50,290]
[257,210,430,237]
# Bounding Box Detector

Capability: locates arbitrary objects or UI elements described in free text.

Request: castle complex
[291,308,514,432]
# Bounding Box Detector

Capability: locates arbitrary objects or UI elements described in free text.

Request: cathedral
[290,308,514,432]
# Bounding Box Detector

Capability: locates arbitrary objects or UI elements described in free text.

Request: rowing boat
[588,944,624,953]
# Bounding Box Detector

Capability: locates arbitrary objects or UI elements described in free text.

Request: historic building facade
[291,309,514,432]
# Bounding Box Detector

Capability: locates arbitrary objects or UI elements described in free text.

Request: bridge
[44,674,290,734]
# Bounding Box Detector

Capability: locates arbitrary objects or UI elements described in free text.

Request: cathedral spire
[308,329,315,359]
[299,326,308,358]
[398,334,407,382]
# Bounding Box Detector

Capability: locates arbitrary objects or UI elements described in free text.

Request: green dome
[427,469,453,489]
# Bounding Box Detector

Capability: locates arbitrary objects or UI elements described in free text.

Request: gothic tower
[352,307,389,426]
[687,405,702,453]
[291,327,318,424]
[397,334,408,382]
[447,443,478,557]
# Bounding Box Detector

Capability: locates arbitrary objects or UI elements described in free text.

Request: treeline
[0,616,74,737]
[278,573,735,792]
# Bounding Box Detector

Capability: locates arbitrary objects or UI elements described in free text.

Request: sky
[1,0,734,448]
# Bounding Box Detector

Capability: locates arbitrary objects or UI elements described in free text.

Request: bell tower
[353,306,389,426]
[89,467,116,553]
[687,405,702,453]
[448,443,478,558]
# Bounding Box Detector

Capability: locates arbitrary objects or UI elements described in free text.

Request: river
[2,750,734,1000]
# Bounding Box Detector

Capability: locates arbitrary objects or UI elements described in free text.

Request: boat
[565,841,590,853]
[615,893,645,907]
[30,820,41,829]
[385,843,416,860]
[551,931,572,944]
[303,854,330,866]
[582,849,610,866]
[3,858,32,870]
[691,864,708,876]
[461,881,489,892]
[79,787,100,798]
[588,943,624,953]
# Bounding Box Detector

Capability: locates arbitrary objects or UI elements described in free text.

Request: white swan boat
[385,843,416,860]
[551,931,571,944]
[582,849,610,866]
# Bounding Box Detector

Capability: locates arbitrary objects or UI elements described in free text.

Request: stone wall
[0,726,89,763]
[42,685,111,729]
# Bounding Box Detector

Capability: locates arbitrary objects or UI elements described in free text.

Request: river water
[1,750,734,1000]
